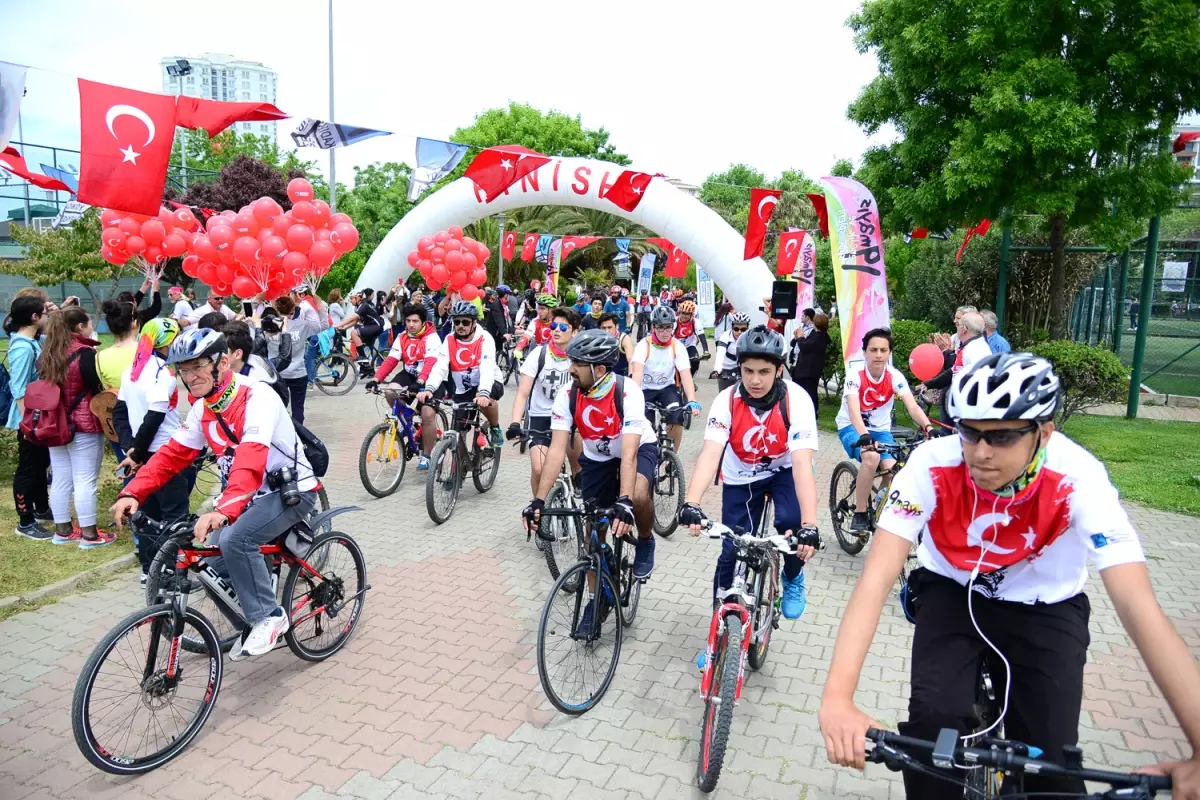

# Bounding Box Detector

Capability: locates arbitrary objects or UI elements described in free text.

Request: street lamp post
[496,213,506,287]
[328,0,337,213]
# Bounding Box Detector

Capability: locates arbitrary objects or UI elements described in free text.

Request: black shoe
[849,512,871,533]
[14,522,53,541]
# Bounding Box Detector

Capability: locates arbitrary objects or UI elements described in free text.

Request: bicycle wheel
[618,538,641,627]
[358,422,406,497]
[652,448,686,537]
[471,440,501,493]
[537,562,622,715]
[72,604,223,775]
[283,531,368,661]
[542,482,584,592]
[696,618,742,792]
[747,552,779,671]
[425,435,462,524]
[829,460,866,555]
[314,353,357,396]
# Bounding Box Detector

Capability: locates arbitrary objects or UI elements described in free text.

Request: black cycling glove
[365,380,379,392]
[679,502,707,528]
[506,422,523,441]
[612,495,635,526]
[856,433,874,448]
[795,524,822,550]
[522,498,545,531]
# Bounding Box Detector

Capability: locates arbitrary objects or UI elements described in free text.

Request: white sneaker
[227,631,250,662]
[241,609,289,656]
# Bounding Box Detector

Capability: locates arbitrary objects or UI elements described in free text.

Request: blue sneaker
[416,455,430,472]
[781,570,807,620]
[633,536,655,580]
[696,650,708,671]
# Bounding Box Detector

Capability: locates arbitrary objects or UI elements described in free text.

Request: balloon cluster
[406,225,490,301]
[100,206,199,281]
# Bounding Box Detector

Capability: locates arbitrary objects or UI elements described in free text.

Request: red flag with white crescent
[519,233,538,262]
[560,236,600,260]
[0,147,72,192]
[744,188,781,260]
[464,145,551,203]
[776,230,804,276]
[807,192,830,238]
[500,230,517,261]
[600,169,654,212]
[664,243,690,278]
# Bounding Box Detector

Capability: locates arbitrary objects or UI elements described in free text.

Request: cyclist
[818,351,1200,797]
[836,328,935,534]
[674,300,709,376]
[710,311,751,390]
[630,305,701,454]
[514,293,557,359]
[597,312,634,377]
[334,289,385,368]
[522,330,659,589]
[111,328,320,660]
[368,303,441,470]
[679,326,821,619]
[508,306,581,494]
[418,301,505,449]
[603,285,632,334]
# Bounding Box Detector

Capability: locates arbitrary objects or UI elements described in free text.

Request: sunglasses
[453,319,475,327]
[732,326,748,333]
[957,422,1039,448]
[549,322,570,332]
[653,324,674,331]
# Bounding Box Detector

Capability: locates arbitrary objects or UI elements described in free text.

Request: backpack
[90,389,121,442]
[713,384,792,486]
[19,350,86,447]
[0,338,37,425]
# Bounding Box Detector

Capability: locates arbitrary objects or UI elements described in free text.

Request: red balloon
[216,244,238,265]
[430,246,446,263]
[162,233,187,257]
[286,223,314,253]
[433,231,450,245]
[256,228,274,245]
[448,225,464,239]
[313,228,331,244]
[176,229,195,246]
[181,254,202,278]
[193,235,217,263]
[253,197,280,225]
[460,284,480,302]
[119,217,141,236]
[329,223,358,253]
[198,261,218,285]
[309,241,336,269]
[461,251,479,271]
[233,235,260,267]
[287,177,315,203]
[310,200,331,229]
[232,275,260,299]
[232,211,259,237]
[261,235,288,263]
[291,201,317,225]
[475,244,491,262]
[173,208,198,230]
[102,227,125,249]
[417,236,435,256]
[140,219,166,245]
[217,263,237,285]
[908,343,945,382]
[407,250,421,268]
[448,270,468,291]
[312,262,331,278]
[221,210,236,220]
[431,263,449,285]
[444,250,464,272]
[417,259,433,274]
[328,212,352,228]
[211,281,232,295]
[282,251,310,276]
[102,249,124,266]
[470,268,487,286]
[144,245,165,264]
[125,235,147,254]
[272,213,293,237]
[100,209,122,227]
[209,225,236,250]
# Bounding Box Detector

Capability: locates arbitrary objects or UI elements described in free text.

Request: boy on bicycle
[679,326,821,619]
[630,305,701,454]
[836,328,935,534]
[368,303,441,470]
[418,301,505,449]
[673,300,709,376]
[514,294,558,359]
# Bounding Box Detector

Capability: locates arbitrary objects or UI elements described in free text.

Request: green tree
[450,103,630,165]
[830,158,854,178]
[699,164,768,230]
[170,128,316,188]
[3,208,123,312]
[848,0,1200,338]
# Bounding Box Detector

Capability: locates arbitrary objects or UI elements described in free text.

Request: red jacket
[63,335,102,435]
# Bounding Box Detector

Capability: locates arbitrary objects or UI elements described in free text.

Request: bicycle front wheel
[542,482,583,591]
[746,551,779,671]
[426,435,462,524]
[145,542,241,653]
[697,619,742,792]
[618,538,641,627]
[829,460,865,555]
[283,531,368,661]
[471,440,501,493]
[537,562,622,715]
[314,353,357,396]
[358,422,406,497]
[72,604,223,775]
[652,448,686,537]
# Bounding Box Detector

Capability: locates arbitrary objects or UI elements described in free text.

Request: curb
[0,552,136,611]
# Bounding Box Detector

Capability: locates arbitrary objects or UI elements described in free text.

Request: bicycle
[425,398,502,524]
[358,386,448,497]
[191,450,332,534]
[535,504,643,715]
[499,335,523,385]
[511,428,583,588]
[314,330,358,396]
[72,508,368,775]
[828,432,925,555]
[864,726,1170,799]
[694,519,818,792]
[646,401,689,537]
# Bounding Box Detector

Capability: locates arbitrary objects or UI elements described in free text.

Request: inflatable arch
[354,156,777,323]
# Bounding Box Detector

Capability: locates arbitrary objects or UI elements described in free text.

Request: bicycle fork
[699,606,751,703]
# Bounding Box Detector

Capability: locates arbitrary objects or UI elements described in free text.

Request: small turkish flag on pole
[600,170,654,212]
[664,242,690,278]
[500,230,517,261]
[560,236,600,260]
[77,79,177,216]
[464,145,551,202]
[519,233,538,262]
[744,188,781,260]
[0,147,72,192]
[776,230,805,276]
[175,97,288,137]
[806,193,830,238]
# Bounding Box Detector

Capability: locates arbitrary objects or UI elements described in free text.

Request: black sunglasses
[732,326,748,332]
[452,319,475,327]
[957,422,1039,448]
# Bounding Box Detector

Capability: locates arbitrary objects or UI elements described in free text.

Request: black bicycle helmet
[166,328,228,365]
[651,305,676,326]
[566,329,620,366]
[449,300,479,319]
[736,325,786,365]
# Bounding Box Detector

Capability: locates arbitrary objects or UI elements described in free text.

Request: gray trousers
[209,490,318,625]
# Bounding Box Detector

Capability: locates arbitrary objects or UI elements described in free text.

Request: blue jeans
[305,336,318,383]
[714,468,804,602]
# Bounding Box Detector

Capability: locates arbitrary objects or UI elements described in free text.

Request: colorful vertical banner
[794,230,816,313]
[534,234,555,265]
[546,238,562,296]
[820,176,890,365]
[637,252,655,295]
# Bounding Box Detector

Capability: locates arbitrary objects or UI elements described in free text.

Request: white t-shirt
[705,383,818,485]
[171,299,193,320]
[291,301,324,340]
[958,336,992,374]
[632,337,690,391]
[550,376,654,462]
[714,331,739,373]
[186,303,235,326]
[423,327,498,396]
[116,356,181,454]
[878,433,1144,604]
[520,344,573,417]
[835,364,911,431]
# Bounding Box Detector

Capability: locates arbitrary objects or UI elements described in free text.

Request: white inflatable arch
[355,156,775,323]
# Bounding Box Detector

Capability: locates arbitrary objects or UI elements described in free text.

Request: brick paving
[1,372,1198,799]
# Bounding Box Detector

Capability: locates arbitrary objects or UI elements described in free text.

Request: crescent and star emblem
[206,420,230,451]
[741,424,766,454]
[451,344,472,370]
[106,104,157,165]
[581,405,608,433]
[405,342,419,361]
[785,239,798,255]
[966,513,1020,566]
[505,233,515,247]
[757,195,778,222]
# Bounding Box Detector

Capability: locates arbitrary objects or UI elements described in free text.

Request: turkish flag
[0,147,72,192]
[561,236,600,260]
[175,97,288,137]
[500,230,518,261]
[519,233,538,262]
[664,243,690,278]
[807,193,830,238]
[776,230,805,276]
[464,145,551,202]
[77,79,177,216]
[600,169,654,212]
[1174,132,1200,153]
[645,237,671,250]
[955,219,993,264]
[744,188,781,260]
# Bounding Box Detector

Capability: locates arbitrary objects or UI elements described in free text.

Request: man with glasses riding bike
[674,300,709,376]
[522,330,659,589]
[111,328,320,660]
[368,302,441,470]
[631,305,701,454]
[418,301,505,449]
[819,352,1200,798]
[710,311,751,391]
[679,326,821,620]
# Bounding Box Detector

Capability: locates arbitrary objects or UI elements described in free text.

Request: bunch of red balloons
[100,206,199,276]
[406,226,490,301]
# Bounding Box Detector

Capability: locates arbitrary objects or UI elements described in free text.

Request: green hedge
[1029,340,1128,429]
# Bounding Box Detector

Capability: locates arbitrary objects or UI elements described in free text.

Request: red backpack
[19,351,86,447]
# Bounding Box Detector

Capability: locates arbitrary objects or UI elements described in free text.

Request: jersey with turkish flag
[526,318,552,345]
[705,384,818,485]
[835,364,910,432]
[675,319,698,347]
[387,323,440,377]
[550,376,653,462]
[77,79,177,216]
[877,434,1145,604]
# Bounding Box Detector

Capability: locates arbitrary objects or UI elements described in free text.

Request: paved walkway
[2,372,1199,800]
[1085,401,1200,422]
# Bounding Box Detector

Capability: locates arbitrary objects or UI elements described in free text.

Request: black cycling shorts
[578,442,658,508]
[527,415,552,448]
[643,385,686,426]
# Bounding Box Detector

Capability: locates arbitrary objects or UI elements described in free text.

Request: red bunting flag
[560,236,600,259]
[519,233,538,262]
[665,243,690,278]
[645,237,671,250]
[600,170,654,212]
[174,97,289,137]
[464,145,551,202]
[77,79,177,216]
[806,193,830,238]
[500,230,518,261]
[744,188,781,260]
[776,230,805,276]
[1174,132,1200,153]
[0,147,72,192]
[955,219,993,263]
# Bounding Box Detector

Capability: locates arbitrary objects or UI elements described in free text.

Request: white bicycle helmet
[730,312,751,325]
[947,352,1060,422]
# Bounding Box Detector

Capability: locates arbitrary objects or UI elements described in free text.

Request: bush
[564,291,578,307]
[890,319,938,382]
[1029,340,1128,429]
[824,320,845,397]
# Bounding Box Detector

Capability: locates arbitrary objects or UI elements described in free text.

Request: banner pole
[327,0,337,213]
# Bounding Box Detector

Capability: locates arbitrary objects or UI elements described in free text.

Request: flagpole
[17,111,30,227]
[496,213,506,287]
[327,0,337,213]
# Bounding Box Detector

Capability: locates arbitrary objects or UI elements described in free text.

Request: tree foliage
[3,208,123,312]
[848,0,1200,338]
[830,158,854,178]
[450,103,630,165]
[1030,340,1128,429]
[170,128,316,187]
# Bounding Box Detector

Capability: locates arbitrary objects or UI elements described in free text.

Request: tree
[3,208,124,312]
[450,103,630,165]
[829,158,854,178]
[174,154,299,213]
[170,128,316,189]
[699,164,768,230]
[321,163,418,293]
[848,0,1200,338]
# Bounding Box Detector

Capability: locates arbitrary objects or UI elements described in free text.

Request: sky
[1,0,889,192]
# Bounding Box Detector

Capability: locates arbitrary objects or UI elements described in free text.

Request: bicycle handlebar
[700,520,803,553]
